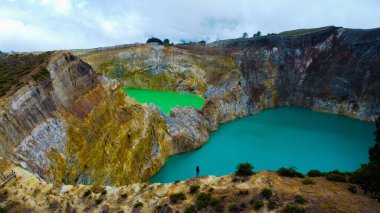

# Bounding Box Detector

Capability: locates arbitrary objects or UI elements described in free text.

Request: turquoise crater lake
[123,88,205,114]
[150,108,375,183]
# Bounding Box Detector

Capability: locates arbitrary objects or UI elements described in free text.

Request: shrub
[82,190,91,198]
[95,198,103,205]
[239,202,247,209]
[134,202,143,208]
[268,200,277,210]
[120,193,128,199]
[295,195,307,204]
[189,185,200,194]
[195,192,212,210]
[326,171,346,182]
[184,205,197,213]
[0,207,6,213]
[302,178,315,185]
[260,188,272,199]
[277,167,304,178]
[254,200,264,210]
[235,162,254,176]
[307,169,324,177]
[169,192,186,204]
[284,203,305,213]
[146,37,163,44]
[228,204,241,213]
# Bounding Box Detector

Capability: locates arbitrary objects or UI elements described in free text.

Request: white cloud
[0,0,379,52]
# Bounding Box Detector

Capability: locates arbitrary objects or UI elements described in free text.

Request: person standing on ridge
[196,166,200,177]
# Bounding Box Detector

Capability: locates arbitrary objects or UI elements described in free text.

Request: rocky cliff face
[0,52,172,185]
[0,26,379,187]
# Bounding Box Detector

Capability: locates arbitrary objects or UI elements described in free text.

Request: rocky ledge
[0,158,379,212]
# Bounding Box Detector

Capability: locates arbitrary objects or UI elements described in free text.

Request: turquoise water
[150,108,375,183]
[123,88,205,114]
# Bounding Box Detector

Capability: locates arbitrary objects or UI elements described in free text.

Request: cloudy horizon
[1,0,380,52]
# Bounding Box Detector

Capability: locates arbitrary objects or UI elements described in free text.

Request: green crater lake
[150,107,375,183]
[123,88,205,114]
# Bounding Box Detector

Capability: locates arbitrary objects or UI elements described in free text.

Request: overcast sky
[1,0,380,52]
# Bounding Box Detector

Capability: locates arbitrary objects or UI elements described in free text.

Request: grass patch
[278,26,333,36]
[302,178,316,185]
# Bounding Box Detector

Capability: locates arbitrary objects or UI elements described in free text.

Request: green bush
[228,204,241,213]
[169,192,186,204]
[195,192,212,209]
[82,190,91,198]
[326,171,346,182]
[146,37,163,44]
[254,200,264,210]
[184,205,197,213]
[189,185,200,194]
[134,202,143,208]
[295,195,307,204]
[302,178,315,185]
[307,170,324,177]
[260,188,272,199]
[235,162,254,176]
[277,167,304,178]
[0,207,6,213]
[284,203,305,213]
[268,200,277,210]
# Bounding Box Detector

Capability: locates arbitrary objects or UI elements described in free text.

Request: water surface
[150,108,375,183]
[123,88,205,114]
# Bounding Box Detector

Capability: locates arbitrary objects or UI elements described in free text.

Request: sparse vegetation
[260,188,272,199]
[169,192,186,204]
[284,203,305,213]
[189,185,200,194]
[277,167,304,178]
[0,52,51,96]
[302,178,315,185]
[235,162,254,176]
[307,169,324,177]
[295,195,307,204]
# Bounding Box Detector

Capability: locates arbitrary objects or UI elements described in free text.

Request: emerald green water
[123,88,205,114]
[150,107,375,183]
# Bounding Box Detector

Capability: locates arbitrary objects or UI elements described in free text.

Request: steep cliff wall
[0,52,172,185]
